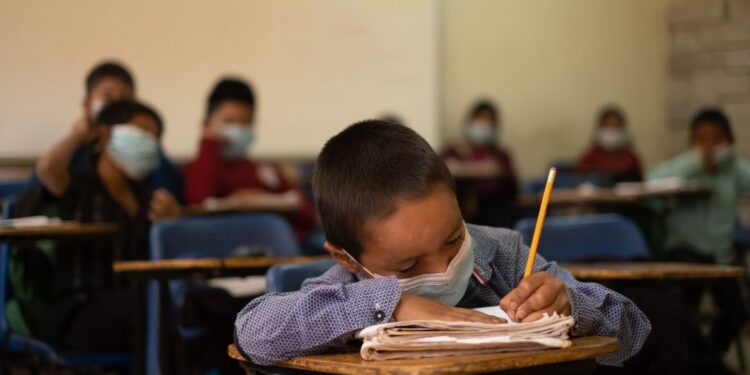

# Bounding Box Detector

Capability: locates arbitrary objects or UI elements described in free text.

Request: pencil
[523,167,556,278]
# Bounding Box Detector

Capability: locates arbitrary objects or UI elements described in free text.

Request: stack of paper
[357,307,575,360]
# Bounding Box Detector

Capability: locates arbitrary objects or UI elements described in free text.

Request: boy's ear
[324,241,360,274]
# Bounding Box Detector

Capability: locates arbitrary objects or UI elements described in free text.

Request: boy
[184,77,316,240]
[235,120,651,367]
[648,108,750,357]
[34,60,184,203]
[8,100,181,355]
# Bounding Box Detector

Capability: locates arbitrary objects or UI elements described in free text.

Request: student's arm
[35,118,92,197]
[575,148,599,173]
[274,165,318,235]
[501,231,651,367]
[647,150,704,181]
[737,157,750,194]
[184,138,223,204]
[234,270,402,365]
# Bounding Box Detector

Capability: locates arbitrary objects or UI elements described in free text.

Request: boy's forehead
[359,187,462,263]
[91,77,133,97]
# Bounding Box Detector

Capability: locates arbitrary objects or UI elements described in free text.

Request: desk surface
[113,255,330,280]
[0,222,119,239]
[228,336,619,375]
[182,201,300,217]
[562,262,744,281]
[518,186,711,207]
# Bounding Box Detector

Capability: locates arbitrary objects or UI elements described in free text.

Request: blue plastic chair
[0,179,30,198]
[146,213,302,375]
[266,259,336,293]
[0,196,130,372]
[513,214,651,262]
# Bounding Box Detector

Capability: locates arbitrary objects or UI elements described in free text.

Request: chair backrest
[0,180,29,199]
[513,214,651,262]
[266,259,336,293]
[0,196,15,335]
[150,213,302,260]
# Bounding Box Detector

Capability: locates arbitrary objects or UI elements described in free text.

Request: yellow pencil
[523,167,557,278]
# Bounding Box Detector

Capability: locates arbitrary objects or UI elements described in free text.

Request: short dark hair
[85,61,135,96]
[313,120,456,259]
[468,99,500,126]
[598,106,626,127]
[205,77,256,120]
[690,108,734,144]
[96,100,164,137]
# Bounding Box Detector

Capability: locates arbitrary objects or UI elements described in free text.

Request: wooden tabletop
[228,336,618,375]
[113,255,330,280]
[562,262,744,281]
[0,222,119,239]
[182,201,301,217]
[518,185,711,207]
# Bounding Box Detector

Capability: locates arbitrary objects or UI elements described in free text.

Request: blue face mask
[106,124,160,180]
[346,225,475,307]
[714,145,733,166]
[221,123,255,159]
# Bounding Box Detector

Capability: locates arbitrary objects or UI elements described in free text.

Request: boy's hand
[71,115,98,145]
[149,189,182,221]
[393,294,506,324]
[699,146,717,173]
[500,272,571,323]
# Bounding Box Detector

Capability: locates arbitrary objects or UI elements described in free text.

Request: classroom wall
[0,0,438,160]
[441,0,672,178]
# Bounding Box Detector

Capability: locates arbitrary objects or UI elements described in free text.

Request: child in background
[184,77,316,240]
[34,61,184,202]
[441,100,518,228]
[648,108,750,359]
[576,107,643,183]
[8,100,180,359]
[235,120,651,368]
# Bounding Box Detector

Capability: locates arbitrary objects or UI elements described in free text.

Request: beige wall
[441,0,671,178]
[0,0,438,159]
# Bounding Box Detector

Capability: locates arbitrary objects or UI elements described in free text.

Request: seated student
[441,100,518,228]
[184,77,316,240]
[34,61,185,202]
[235,120,651,367]
[648,108,750,359]
[7,100,180,354]
[576,107,643,183]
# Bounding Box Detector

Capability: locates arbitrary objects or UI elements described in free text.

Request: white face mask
[466,121,496,146]
[89,99,106,120]
[713,144,733,166]
[106,125,160,180]
[221,123,255,159]
[596,128,629,151]
[344,225,475,306]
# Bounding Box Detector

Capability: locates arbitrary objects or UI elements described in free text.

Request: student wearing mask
[441,100,518,228]
[184,77,316,240]
[648,109,750,365]
[575,107,643,183]
[8,100,180,359]
[34,61,185,202]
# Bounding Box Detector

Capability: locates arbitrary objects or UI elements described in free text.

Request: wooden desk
[0,222,119,240]
[182,201,301,217]
[518,186,711,207]
[228,336,619,375]
[113,255,330,280]
[562,262,744,281]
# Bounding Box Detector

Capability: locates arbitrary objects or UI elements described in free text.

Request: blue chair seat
[266,259,336,293]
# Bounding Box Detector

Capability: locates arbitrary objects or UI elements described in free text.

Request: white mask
[714,145,733,166]
[90,99,106,120]
[596,128,629,151]
[344,225,475,306]
[466,121,496,146]
[221,123,255,159]
[106,125,160,180]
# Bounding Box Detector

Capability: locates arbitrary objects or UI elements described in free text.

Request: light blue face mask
[466,121,496,146]
[106,124,160,180]
[714,145,734,166]
[346,226,475,307]
[221,123,255,159]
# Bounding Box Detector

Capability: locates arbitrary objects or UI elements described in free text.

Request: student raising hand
[148,188,182,221]
[499,272,571,323]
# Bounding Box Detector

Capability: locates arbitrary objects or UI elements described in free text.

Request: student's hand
[393,294,506,324]
[500,272,571,323]
[149,189,182,221]
[699,146,717,173]
[71,115,98,145]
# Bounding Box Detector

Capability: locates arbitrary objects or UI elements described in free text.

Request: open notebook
[357,306,575,360]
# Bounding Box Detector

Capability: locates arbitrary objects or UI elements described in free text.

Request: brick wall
[668,0,750,156]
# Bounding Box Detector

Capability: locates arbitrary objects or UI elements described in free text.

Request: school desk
[0,221,119,241]
[181,200,301,217]
[113,255,330,280]
[227,336,619,375]
[517,185,711,208]
[561,262,744,281]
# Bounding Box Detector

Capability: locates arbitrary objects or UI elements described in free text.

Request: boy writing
[235,120,651,367]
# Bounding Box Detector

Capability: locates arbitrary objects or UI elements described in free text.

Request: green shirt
[647,150,750,263]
